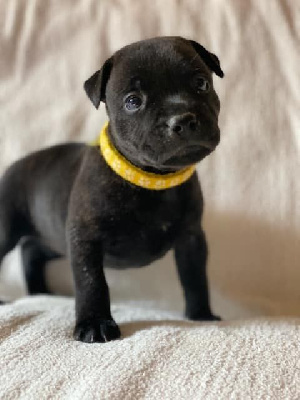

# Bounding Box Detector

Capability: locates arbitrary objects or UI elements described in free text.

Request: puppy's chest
[101,190,184,265]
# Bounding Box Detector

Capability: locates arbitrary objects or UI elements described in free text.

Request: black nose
[168,113,198,134]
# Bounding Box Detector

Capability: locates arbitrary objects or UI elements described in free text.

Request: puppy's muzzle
[167,112,218,150]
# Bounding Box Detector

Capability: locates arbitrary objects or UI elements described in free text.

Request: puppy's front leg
[174,228,220,321]
[68,233,120,343]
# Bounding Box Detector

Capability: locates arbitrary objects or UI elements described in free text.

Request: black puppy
[0,37,223,343]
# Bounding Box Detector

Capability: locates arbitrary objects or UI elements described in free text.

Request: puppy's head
[85,37,223,172]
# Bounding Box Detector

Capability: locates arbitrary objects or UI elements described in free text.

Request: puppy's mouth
[160,142,216,167]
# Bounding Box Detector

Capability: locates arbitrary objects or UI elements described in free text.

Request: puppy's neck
[91,123,195,190]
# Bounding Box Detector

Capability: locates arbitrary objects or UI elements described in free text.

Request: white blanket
[1,296,300,400]
[0,0,300,398]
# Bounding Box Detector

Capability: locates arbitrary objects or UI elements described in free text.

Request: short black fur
[0,37,223,343]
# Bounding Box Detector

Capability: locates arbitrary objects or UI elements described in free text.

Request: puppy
[0,37,223,343]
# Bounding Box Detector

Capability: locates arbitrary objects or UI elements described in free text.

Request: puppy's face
[85,37,223,172]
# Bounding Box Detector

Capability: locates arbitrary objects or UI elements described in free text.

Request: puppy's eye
[194,76,210,93]
[124,94,143,111]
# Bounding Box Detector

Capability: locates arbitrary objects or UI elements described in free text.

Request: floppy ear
[189,40,224,78]
[84,57,113,109]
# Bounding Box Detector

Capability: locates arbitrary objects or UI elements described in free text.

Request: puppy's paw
[74,319,121,343]
[186,311,221,322]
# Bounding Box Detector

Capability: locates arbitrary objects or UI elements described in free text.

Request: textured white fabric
[0,0,300,398]
[1,296,300,400]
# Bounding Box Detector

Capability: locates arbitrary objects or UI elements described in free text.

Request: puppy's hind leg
[20,237,62,295]
[0,212,22,271]
[0,206,24,303]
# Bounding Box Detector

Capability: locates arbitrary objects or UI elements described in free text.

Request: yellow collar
[91,122,195,190]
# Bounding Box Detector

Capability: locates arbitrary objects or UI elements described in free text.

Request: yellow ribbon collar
[91,123,195,190]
